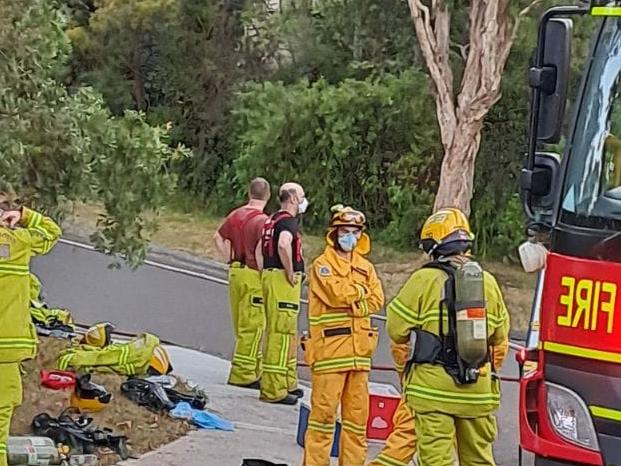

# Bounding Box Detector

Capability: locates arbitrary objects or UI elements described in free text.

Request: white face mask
[298,197,309,214]
[518,240,548,273]
[337,232,358,252]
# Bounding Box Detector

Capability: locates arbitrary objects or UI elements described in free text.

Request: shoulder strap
[272,210,292,224]
[262,211,292,259]
[421,260,457,343]
[421,260,455,276]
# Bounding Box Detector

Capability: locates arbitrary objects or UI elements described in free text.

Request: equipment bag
[40,370,77,390]
[120,378,176,412]
[31,413,129,460]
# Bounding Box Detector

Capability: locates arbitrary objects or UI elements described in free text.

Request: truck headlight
[546,382,600,451]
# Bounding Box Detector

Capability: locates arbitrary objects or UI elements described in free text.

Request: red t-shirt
[218,206,268,270]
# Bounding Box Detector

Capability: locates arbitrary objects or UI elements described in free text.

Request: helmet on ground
[148,345,173,375]
[420,208,474,257]
[70,374,112,413]
[82,322,115,348]
[326,204,371,255]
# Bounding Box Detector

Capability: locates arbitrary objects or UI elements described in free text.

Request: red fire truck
[519,1,621,465]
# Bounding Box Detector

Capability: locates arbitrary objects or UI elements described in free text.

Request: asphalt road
[33,239,532,466]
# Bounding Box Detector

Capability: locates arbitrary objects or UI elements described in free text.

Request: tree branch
[408,0,456,149]
[450,40,469,60]
[511,0,545,42]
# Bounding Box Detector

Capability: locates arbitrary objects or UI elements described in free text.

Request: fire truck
[519,1,621,465]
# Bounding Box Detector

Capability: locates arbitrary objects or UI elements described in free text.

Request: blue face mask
[337,232,358,252]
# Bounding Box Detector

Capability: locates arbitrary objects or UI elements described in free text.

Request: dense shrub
[212,71,441,241]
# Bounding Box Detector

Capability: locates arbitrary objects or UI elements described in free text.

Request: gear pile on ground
[11,337,194,466]
[8,275,205,466]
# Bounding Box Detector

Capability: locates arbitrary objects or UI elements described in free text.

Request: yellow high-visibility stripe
[0,264,30,276]
[543,341,621,364]
[342,419,366,435]
[592,6,621,16]
[279,334,289,367]
[233,353,256,364]
[27,212,42,228]
[355,284,365,301]
[590,405,621,422]
[313,356,369,367]
[406,384,500,405]
[309,313,350,325]
[387,299,418,325]
[308,420,335,433]
[263,364,287,375]
[250,329,262,359]
[0,338,37,353]
[59,354,73,370]
[375,453,410,466]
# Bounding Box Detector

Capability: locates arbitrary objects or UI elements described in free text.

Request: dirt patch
[11,337,193,465]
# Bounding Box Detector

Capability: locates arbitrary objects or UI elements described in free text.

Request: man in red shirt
[214,178,271,388]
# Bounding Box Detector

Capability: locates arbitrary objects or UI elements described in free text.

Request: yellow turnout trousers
[228,263,266,385]
[367,399,416,466]
[260,269,301,401]
[304,371,369,466]
[414,410,497,466]
[0,363,23,466]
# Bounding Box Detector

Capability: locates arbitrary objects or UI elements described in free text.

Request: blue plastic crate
[296,402,341,458]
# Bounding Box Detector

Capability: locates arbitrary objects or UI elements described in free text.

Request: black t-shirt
[262,213,305,272]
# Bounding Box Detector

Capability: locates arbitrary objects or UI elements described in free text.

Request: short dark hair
[248,178,271,200]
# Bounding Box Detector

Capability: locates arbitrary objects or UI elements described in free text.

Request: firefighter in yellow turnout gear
[303,205,384,466]
[367,340,510,466]
[259,182,308,405]
[0,197,62,466]
[215,178,271,388]
[387,208,510,466]
[367,342,416,466]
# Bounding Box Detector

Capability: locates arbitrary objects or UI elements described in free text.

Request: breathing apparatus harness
[405,259,492,385]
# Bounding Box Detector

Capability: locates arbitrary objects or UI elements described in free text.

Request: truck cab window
[561,18,621,229]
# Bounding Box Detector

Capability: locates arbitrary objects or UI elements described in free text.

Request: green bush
[212,71,442,239]
[0,0,190,266]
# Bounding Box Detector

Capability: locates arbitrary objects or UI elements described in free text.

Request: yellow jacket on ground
[58,333,160,375]
[387,266,510,416]
[0,208,62,364]
[306,246,384,373]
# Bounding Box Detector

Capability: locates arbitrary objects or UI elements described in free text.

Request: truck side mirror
[521,152,561,220]
[530,18,573,143]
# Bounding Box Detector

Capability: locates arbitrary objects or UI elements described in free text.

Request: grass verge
[65,202,536,333]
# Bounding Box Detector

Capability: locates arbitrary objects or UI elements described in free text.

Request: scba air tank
[454,260,488,368]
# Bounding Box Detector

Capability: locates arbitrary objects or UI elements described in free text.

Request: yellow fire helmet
[82,322,115,348]
[70,393,107,413]
[420,207,474,256]
[148,345,173,375]
[326,204,371,255]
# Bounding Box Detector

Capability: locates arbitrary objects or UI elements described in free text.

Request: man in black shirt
[259,182,308,405]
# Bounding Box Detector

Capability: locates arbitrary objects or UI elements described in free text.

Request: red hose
[297,362,520,383]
